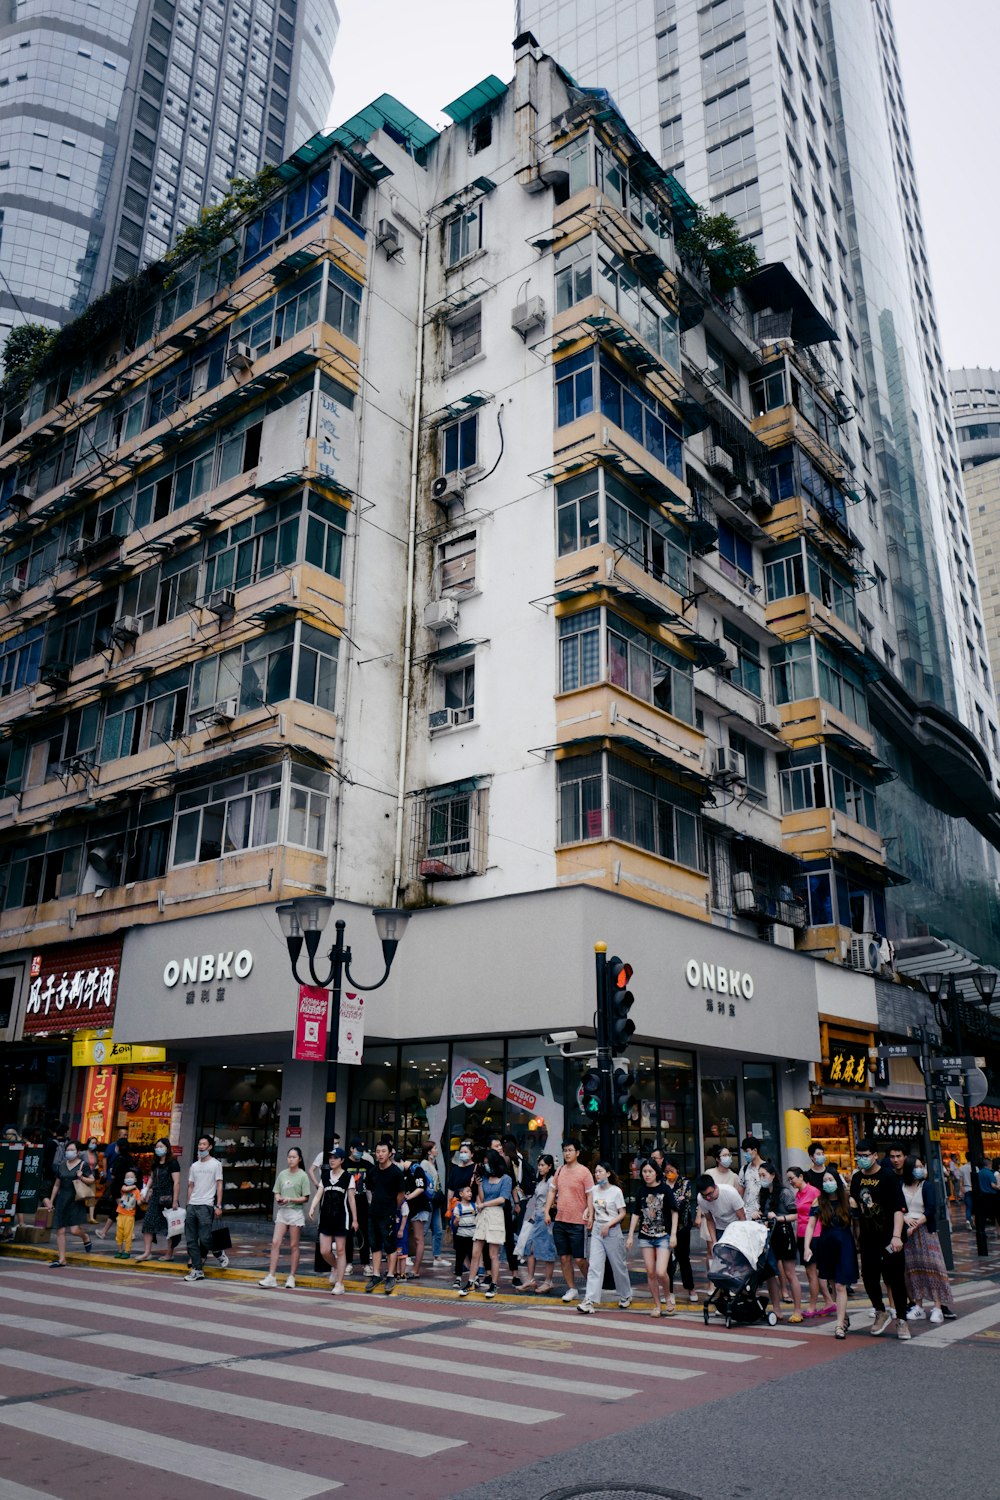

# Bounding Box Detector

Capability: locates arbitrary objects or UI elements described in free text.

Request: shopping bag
[164,1207,185,1238]
[73,1177,96,1202]
[210,1224,232,1253]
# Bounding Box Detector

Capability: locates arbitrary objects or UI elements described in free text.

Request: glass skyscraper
[0,0,339,337]
[517,0,1000,966]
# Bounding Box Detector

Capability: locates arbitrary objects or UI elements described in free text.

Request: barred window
[409,784,488,879]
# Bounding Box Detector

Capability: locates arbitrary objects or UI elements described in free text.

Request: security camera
[546,1030,578,1046]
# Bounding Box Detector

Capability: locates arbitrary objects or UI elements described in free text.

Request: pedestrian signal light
[611,1061,632,1116]
[581,1064,603,1116]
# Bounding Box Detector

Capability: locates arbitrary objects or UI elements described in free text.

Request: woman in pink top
[787,1165,833,1318]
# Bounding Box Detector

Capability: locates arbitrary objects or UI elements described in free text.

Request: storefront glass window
[617,1048,657,1176]
[658,1048,698,1173]
[199,1066,281,1216]
[742,1061,779,1162]
[397,1043,448,1159]
[701,1071,739,1168]
[349,1045,399,1147]
[443,1040,506,1153]
[504,1037,567,1170]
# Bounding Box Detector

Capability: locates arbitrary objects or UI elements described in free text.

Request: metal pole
[324,919,347,1154]
[594,943,612,1163]
[950,986,988,1257]
[919,1031,953,1272]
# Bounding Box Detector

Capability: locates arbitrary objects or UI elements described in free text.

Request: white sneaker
[618,1297,632,1310]
[929,1307,944,1324]
[331,1282,345,1295]
[183,1269,205,1282]
[345,1264,354,1276]
[561,1287,579,1303]
[906,1305,926,1320]
[258,1274,277,1288]
[577,1300,595,1314]
[284,1275,296,1290]
[217,1252,230,1269]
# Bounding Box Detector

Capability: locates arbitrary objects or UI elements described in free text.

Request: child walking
[115,1170,142,1259]
[451,1182,477,1289]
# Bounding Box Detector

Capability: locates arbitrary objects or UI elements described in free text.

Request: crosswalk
[1,1262,997,1498]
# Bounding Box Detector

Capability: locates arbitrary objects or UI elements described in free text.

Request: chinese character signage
[293,985,329,1063]
[337,991,365,1066]
[824,1043,869,1089]
[23,938,123,1036]
[81,1067,118,1142]
[119,1068,177,1142]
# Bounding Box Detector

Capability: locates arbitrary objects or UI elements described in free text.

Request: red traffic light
[614,962,633,989]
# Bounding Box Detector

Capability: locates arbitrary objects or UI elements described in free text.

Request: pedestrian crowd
[9,1118,991,1333]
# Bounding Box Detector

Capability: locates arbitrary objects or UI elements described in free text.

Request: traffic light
[611,1060,632,1116]
[605,955,636,1051]
[581,1063,603,1116]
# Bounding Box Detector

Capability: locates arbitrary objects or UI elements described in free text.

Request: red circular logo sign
[452,1069,491,1106]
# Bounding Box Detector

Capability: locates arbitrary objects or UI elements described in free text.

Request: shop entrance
[199,1066,281,1216]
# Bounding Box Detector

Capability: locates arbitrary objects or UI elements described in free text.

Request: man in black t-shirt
[850,1136,908,1339]
[365,1141,405,1294]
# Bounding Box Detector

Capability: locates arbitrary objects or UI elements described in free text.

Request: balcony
[764,592,863,654]
[554,835,710,922]
[772,694,876,755]
[780,805,884,867]
[555,683,707,791]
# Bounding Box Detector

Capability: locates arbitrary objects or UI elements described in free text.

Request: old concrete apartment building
[2,37,997,1195]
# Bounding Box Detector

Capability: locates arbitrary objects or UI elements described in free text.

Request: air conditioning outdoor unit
[196,697,238,731]
[65,537,91,563]
[111,614,142,643]
[849,934,881,972]
[423,597,460,632]
[207,588,236,618]
[511,296,546,338]
[430,473,467,509]
[429,706,473,730]
[717,639,739,674]
[9,479,36,508]
[705,446,736,479]
[0,578,26,602]
[227,341,254,371]
[756,700,780,730]
[714,745,747,781]
[376,218,403,258]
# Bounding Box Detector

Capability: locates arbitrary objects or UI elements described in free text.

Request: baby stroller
[703,1219,778,1329]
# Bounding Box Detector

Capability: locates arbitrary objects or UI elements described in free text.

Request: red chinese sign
[506,1081,540,1113]
[23,938,123,1036]
[81,1068,118,1143]
[452,1069,491,1107]
[293,985,329,1063]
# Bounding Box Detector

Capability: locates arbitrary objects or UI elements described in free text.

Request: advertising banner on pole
[293,985,329,1063]
[337,991,365,1066]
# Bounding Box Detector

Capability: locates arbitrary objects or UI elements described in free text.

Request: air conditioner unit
[226,341,254,371]
[705,446,736,479]
[717,639,739,674]
[430,473,467,509]
[732,870,757,913]
[376,218,403,258]
[769,922,796,950]
[0,577,26,602]
[849,934,881,972]
[8,479,36,508]
[207,588,236,618]
[511,296,546,338]
[429,706,473,730]
[423,597,460,632]
[756,700,780,731]
[714,745,747,781]
[65,537,91,563]
[196,697,238,731]
[111,614,142,643]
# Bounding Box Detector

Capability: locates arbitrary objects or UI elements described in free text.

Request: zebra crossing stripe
[3,1350,461,1458]
[0,1290,306,1349]
[0,1404,338,1499]
[471,1318,757,1363]
[0,1314,94,1339]
[321,1341,639,1398]
[400,1330,701,1381]
[906,1297,1000,1347]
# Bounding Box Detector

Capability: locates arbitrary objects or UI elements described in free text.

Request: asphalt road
[0,1260,997,1500]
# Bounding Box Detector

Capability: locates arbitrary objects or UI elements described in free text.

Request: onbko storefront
[114,886,874,1202]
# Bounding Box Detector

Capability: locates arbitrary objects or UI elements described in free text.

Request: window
[432,660,475,727]
[557,752,704,869]
[717,520,754,583]
[764,542,804,601]
[558,608,600,692]
[171,764,283,864]
[445,203,482,265]
[335,163,368,227]
[411,783,488,878]
[874,565,887,611]
[286,763,330,851]
[440,412,478,474]
[0,627,44,697]
[704,81,752,134]
[242,166,329,264]
[723,619,762,696]
[705,335,741,404]
[555,349,595,425]
[554,238,593,313]
[703,35,748,85]
[447,305,482,368]
[558,608,695,722]
[728,730,766,797]
[605,474,688,591]
[771,636,814,705]
[326,265,362,342]
[556,470,600,556]
[707,131,756,182]
[101,667,190,761]
[437,531,477,596]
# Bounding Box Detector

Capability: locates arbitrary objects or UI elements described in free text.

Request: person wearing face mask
[804,1141,829,1193]
[95,1136,138,1241]
[738,1136,765,1219]
[707,1145,743,1195]
[183,1135,225,1283]
[849,1136,908,1338]
[804,1168,858,1338]
[901,1154,952,1325]
[114,1168,143,1259]
[662,1157,696,1304]
[41,1140,94,1266]
[759,1160,802,1321]
[448,1141,477,1197]
[137,1137,181,1262]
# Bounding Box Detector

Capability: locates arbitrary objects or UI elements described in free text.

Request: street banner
[0,1142,21,1223]
[16,1141,44,1218]
[293,984,329,1062]
[337,991,365,1065]
[81,1066,118,1143]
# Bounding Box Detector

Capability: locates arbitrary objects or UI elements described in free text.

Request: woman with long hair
[901,1153,953,1324]
[626,1159,678,1316]
[42,1139,95,1266]
[759,1159,802,1322]
[579,1161,632,1314]
[516,1152,557,1293]
[662,1157,696,1304]
[309,1145,358,1294]
[459,1147,512,1298]
[136,1136,181,1262]
[803,1166,857,1338]
[259,1145,310,1289]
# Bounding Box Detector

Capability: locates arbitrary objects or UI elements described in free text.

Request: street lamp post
[920,970,995,1258]
[276,898,410,1149]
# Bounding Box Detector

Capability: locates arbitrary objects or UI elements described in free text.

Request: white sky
[329,0,996,372]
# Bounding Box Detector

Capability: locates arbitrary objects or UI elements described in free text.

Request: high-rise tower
[0,0,339,337]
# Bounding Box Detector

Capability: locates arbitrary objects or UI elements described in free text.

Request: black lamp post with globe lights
[918,969,997,1258]
[276,897,410,1149]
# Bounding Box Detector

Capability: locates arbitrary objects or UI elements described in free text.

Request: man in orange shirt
[544,1139,594,1303]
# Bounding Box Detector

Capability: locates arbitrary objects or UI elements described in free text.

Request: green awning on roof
[329,93,438,155]
[442,75,508,124]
